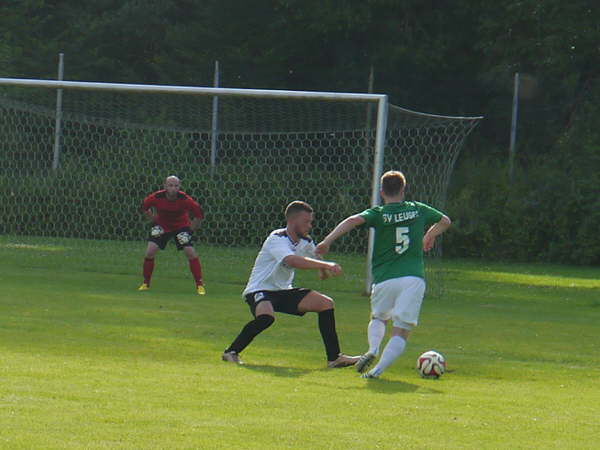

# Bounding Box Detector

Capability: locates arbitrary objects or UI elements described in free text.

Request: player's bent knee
[392,327,411,340]
[255,301,275,317]
[298,292,334,313]
[145,244,159,258]
[255,314,275,330]
[392,318,414,335]
[184,248,197,259]
[318,295,335,311]
[311,292,334,307]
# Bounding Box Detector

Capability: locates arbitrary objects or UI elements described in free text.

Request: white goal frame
[0,77,482,294]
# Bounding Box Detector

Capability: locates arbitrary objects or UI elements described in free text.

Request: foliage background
[1,0,598,263]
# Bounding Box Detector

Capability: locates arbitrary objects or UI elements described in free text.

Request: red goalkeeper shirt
[142,190,203,232]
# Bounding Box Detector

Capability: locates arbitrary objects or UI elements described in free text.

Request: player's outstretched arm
[188,199,204,232]
[143,207,157,223]
[316,214,366,256]
[423,215,452,252]
[283,255,342,276]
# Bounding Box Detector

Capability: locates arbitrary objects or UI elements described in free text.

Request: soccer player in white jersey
[222,201,359,368]
[317,171,451,378]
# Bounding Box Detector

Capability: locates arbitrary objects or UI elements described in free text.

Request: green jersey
[359,201,444,284]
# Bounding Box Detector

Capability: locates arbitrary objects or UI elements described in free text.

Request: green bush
[1,161,371,252]
[446,126,600,265]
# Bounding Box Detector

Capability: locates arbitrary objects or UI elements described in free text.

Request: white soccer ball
[416,350,446,379]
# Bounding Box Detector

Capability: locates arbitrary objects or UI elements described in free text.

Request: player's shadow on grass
[242,363,313,378]
[349,378,443,395]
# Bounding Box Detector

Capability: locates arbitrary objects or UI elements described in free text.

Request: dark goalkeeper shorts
[245,288,312,317]
[148,226,194,251]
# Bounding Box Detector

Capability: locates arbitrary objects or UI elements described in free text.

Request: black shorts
[245,288,312,317]
[148,227,194,251]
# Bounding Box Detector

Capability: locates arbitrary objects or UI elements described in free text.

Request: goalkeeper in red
[139,175,206,295]
[316,170,451,378]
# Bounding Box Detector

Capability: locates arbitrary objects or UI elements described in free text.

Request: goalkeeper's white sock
[370,335,406,376]
[367,318,386,355]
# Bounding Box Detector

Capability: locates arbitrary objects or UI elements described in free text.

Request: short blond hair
[381,171,406,196]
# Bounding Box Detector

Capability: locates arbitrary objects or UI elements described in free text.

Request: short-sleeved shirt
[243,228,316,296]
[360,201,444,283]
[142,190,203,232]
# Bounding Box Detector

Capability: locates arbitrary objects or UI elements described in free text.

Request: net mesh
[0,84,480,291]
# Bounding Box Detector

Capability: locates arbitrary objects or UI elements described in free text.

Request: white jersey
[243,228,316,296]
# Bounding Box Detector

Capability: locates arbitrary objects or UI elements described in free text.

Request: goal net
[0,81,481,293]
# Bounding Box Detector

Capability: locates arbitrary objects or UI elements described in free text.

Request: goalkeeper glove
[150,225,164,237]
[176,231,192,245]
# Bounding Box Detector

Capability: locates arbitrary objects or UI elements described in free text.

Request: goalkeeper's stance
[139,175,206,295]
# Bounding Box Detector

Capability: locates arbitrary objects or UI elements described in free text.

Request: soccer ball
[416,350,446,379]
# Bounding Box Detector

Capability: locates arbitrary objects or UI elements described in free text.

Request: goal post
[0,77,481,294]
[366,97,388,294]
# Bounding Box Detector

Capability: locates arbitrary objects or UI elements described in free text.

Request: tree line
[1,0,599,263]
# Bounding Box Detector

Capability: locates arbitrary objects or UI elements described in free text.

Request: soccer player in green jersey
[316,170,451,378]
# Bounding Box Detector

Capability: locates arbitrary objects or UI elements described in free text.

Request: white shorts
[370,276,426,330]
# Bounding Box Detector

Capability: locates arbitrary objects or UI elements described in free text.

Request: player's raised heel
[138,283,150,291]
[197,285,206,295]
[355,352,376,373]
[327,353,360,368]
[222,351,243,365]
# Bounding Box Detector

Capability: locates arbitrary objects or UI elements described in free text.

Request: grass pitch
[1,236,599,449]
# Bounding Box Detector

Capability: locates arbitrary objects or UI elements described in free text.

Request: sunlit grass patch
[2,242,69,252]
[1,238,599,448]
[455,269,600,289]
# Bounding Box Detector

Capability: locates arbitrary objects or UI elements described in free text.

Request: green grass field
[1,236,599,449]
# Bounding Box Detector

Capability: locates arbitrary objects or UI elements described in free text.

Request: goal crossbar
[0,77,482,294]
[0,77,387,102]
[0,77,390,293]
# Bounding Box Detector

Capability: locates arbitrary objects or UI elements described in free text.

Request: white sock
[370,335,406,376]
[367,319,386,355]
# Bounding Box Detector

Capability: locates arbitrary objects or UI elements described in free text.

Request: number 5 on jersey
[395,227,410,255]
